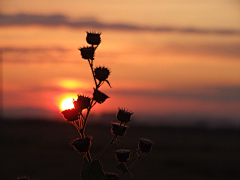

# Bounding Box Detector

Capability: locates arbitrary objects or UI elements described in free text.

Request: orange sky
[1,0,240,126]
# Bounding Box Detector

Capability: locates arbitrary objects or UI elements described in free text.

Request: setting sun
[60,97,75,111]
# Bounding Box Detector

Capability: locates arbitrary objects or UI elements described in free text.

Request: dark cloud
[1,47,79,64]
[2,47,71,53]
[1,13,240,35]
[3,107,60,119]
[111,86,240,103]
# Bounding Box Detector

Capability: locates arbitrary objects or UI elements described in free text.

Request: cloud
[111,85,240,103]
[3,47,70,52]
[1,13,240,36]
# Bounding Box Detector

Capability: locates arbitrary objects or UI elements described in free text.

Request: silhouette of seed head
[79,46,95,60]
[115,149,131,162]
[111,122,128,136]
[105,172,119,180]
[93,88,109,104]
[73,95,91,113]
[138,138,153,153]
[61,108,79,121]
[117,108,133,124]
[94,66,110,81]
[86,31,101,45]
[70,136,92,153]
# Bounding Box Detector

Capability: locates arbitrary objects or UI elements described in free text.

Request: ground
[1,119,240,180]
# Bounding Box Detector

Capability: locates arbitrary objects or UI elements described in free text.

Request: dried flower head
[138,138,153,153]
[17,176,29,180]
[86,32,101,45]
[93,88,109,104]
[61,108,79,121]
[117,108,133,124]
[105,172,119,180]
[73,95,91,113]
[70,137,92,153]
[115,149,131,162]
[94,66,110,81]
[111,122,128,136]
[79,46,95,60]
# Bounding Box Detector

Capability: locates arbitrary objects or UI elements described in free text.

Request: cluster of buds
[61,32,111,123]
[78,31,101,60]
[60,31,153,180]
[112,109,153,178]
[73,95,91,113]
[110,108,133,137]
[61,94,91,122]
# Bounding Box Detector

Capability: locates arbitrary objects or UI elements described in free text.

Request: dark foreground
[1,119,240,180]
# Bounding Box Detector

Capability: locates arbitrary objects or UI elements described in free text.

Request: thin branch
[119,153,147,180]
[72,121,82,138]
[88,59,97,87]
[92,135,118,161]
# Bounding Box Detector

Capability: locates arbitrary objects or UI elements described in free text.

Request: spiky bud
[115,149,131,162]
[94,66,110,81]
[111,122,128,136]
[117,108,133,124]
[86,32,101,45]
[93,88,109,104]
[79,46,95,60]
[73,95,91,113]
[138,138,153,153]
[70,137,92,153]
[61,108,79,121]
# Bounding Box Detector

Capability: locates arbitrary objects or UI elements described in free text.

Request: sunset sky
[1,0,240,126]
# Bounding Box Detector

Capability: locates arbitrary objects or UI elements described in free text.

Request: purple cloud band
[1,13,240,35]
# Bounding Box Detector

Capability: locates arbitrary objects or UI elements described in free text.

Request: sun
[60,97,75,111]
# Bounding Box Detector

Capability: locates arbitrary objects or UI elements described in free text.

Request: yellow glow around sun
[60,97,75,111]
[58,79,89,89]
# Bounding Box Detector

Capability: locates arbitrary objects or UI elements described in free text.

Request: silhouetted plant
[61,32,153,180]
[17,175,29,180]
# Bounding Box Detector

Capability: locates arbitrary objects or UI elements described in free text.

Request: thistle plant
[61,32,153,180]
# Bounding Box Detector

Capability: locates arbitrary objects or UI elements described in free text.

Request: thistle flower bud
[70,137,92,153]
[93,88,109,104]
[73,95,91,113]
[86,32,101,45]
[105,172,119,180]
[79,46,95,60]
[94,66,110,81]
[117,108,133,124]
[61,108,79,121]
[138,138,153,153]
[115,149,131,162]
[111,122,128,136]
[17,176,29,180]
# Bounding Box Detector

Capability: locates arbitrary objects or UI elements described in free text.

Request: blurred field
[1,119,240,180]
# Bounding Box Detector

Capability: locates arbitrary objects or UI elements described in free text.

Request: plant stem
[86,151,92,162]
[88,59,97,87]
[72,121,83,138]
[119,153,146,180]
[92,135,118,161]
